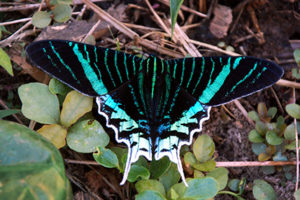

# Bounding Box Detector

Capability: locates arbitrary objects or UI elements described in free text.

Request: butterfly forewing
[166,56,283,106]
[26,40,145,96]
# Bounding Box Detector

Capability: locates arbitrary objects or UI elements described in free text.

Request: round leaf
[0,120,71,200]
[32,11,51,28]
[57,0,73,4]
[18,83,60,124]
[249,130,265,143]
[159,163,181,192]
[49,78,71,96]
[136,191,166,200]
[93,147,119,168]
[258,153,272,161]
[293,49,300,66]
[37,124,67,149]
[257,102,267,118]
[60,90,93,127]
[206,167,229,191]
[248,111,260,122]
[253,180,276,200]
[136,179,166,196]
[267,107,277,119]
[260,166,275,175]
[150,156,171,179]
[184,152,197,166]
[193,134,215,162]
[286,104,300,119]
[0,47,13,76]
[251,143,267,155]
[294,189,300,200]
[192,159,216,172]
[67,119,109,153]
[127,165,150,183]
[183,177,218,199]
[228,179,240,192]
[53,4,72,23]
[266,131,283,145]
[272,151,287,161]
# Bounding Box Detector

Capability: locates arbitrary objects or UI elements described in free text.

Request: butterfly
[26,40,283,185]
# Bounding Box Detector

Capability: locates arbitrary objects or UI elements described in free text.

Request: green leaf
[0,120,72,200]
[294,188,300,200]
[192,159,216,172]
[159,163,181,192]
[67,119,109,153]
[32,11,51,28]
[57,0,73,4]
[272,151,287,161]
[168,182,186,199]
[49,78,72,96]
[183,177,218,199]
[266,131,283,145]
[248,111,260,122]
[286,104,300,119]
[285,141,297,150]
[284,122,300,140]
[228,179,240,192]
[260,166,275,175]
[248,129,265,143]
[267,107,277,119]
[60,90,93,128]
[0,109,20,118]
[37,124,67,149]
[93,147,119,168]
[293,49,300,66]
[150,156,171,179]
[253,180,276,200]
[111,147,127,170]
[170,0,184,37]
[0,48,13,76]
[206,167,229,191]
[193,134,215,162]
[136,179,166,196]
[251,143,267,156]
[184,151,197,166]
[127,165,150,183]
[255,121,267,135]
[136,190,166,200]
[18,83,60,124]
[53,4,72,23]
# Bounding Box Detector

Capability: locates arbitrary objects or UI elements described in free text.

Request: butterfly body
[26,40,283,185]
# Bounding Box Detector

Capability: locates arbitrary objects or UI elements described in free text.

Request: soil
[1,0,300,199]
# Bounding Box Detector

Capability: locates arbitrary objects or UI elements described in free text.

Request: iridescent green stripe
[114,51,123,83]
[49,41,77,81]
[186,57,195,88]
[73,43,108,94]
[179,58,186,86]
[123,53,129,80]
[161,59,164,73]
[199,57,232,103]
[151,57,157,100]
[128,83,144,115]
[132,55,136,75]
[192,58,205,95]
[173,60,177,78]
[104,49,116,87]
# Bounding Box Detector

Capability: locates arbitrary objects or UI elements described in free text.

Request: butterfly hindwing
[26,40,145,96]
[166,56,283,106]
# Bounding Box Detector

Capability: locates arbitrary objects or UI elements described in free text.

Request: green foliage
[170,0,184,37]
[0,120,72,200]
[193,134,215,162]
[294,189,300,200]
[18,82,60,124]
[93,147,120,169]
[31,2,72,28]
[253,180,276,200]
[0,109,20,118]
[0,47,13,76]
[292,49,300,79]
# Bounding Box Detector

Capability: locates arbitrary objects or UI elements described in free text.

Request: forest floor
[1,0,300,199]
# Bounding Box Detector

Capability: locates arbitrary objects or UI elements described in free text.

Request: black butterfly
[26,40,283,185]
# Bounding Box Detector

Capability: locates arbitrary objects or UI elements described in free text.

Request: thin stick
[233,99,255,126]
[82,19,101,42]
[65,159,298,167]
[0,18,31,26]
[144,0,172,37]
[0,20,32,47]
[276,79,300,89]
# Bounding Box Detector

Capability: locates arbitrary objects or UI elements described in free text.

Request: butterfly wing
[166,56,283,106]
[26,40,145,96]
